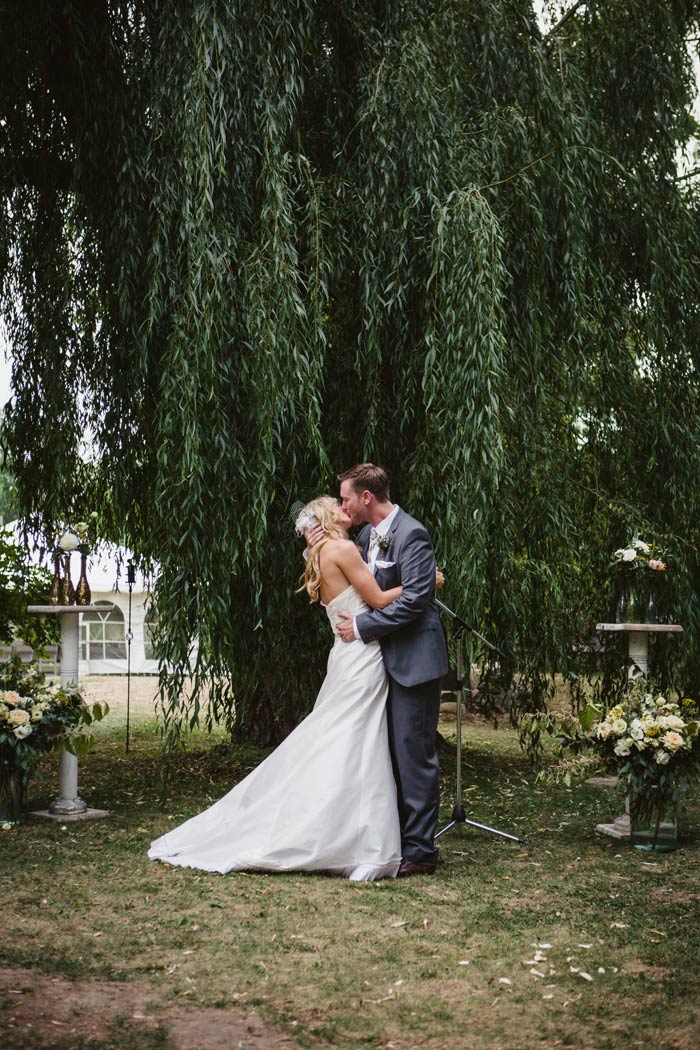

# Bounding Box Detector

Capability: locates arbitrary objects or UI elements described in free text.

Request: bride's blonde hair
[296,496,348,602]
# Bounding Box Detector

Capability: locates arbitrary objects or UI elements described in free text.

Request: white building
[76,547,158,675]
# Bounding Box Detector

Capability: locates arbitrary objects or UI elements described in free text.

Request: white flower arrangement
[596,694,694,766]
[0,657,109,796]
[535,685,700,846]
[611,537,668,572]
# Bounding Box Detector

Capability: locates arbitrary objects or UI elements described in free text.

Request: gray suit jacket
[355,508,448,688]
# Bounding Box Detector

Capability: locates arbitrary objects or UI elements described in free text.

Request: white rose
[629,720,644,741]
[13,723,33,739]
[622,548,637,562]
[58,531,80,551]
[664,715,685,731]
[633,539,650,552]
[610,718,627,736]
[655,750,671,765]
[2,691,21,707]
[614,739,632,757]
[662,731,684,752]
[8,708,30,727]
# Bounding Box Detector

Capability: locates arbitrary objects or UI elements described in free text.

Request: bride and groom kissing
[149,462,449,880]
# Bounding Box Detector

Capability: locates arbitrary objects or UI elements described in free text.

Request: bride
[148,496,404,881]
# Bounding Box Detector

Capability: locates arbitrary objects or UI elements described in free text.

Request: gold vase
[75,552,91,606]
[49,553,62,605]
[61,554,76,605]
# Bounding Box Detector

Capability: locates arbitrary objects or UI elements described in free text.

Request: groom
[336,463,448,876]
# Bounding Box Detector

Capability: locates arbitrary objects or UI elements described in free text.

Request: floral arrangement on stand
[0,655,108,825]
[611,536,669,623]
[532,682,700,850]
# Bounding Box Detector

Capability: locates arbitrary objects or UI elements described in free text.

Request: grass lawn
[1,681,699,1049]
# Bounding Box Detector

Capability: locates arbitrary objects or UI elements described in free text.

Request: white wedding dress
[148,585,401,880]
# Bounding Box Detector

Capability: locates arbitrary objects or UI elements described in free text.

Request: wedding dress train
[148,585,401,880]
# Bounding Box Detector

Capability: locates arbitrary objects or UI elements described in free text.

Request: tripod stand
[435,598,524,844]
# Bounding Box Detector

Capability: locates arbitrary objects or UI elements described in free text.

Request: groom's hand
[305,523,325,548]
[337,611,356,643]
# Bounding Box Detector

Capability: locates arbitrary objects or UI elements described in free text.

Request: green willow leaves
[1,1,699,756]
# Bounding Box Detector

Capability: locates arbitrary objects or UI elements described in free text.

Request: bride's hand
[435,568,445,590]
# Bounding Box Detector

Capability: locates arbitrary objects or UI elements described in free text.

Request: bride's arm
[332,541,402,609]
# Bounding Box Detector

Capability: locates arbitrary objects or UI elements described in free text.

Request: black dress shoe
[397,859,437,877]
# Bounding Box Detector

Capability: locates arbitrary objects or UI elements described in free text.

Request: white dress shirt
[366,504,400,575]
[353,505,400,639]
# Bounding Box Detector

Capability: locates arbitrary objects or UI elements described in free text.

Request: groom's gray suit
[355,508,448,866]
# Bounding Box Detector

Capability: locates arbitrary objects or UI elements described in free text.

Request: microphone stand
[434,598,524,844]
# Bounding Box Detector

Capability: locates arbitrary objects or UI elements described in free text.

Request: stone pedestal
[27,604,112,823]
[594,623,682,840]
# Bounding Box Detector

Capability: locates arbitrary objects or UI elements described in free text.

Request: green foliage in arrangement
[0,656,109,788]
[0,2,699,753]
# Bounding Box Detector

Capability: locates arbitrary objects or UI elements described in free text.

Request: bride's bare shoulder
[320,538,356,560]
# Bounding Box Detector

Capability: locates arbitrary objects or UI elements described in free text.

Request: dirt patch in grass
[0,966,297,1049]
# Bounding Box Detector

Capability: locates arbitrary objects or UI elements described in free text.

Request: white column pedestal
[27,604,111,822]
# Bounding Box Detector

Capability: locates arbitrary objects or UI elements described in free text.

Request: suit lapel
[382,507,403,556]
[356,523,371,562]
[357,508,402,564]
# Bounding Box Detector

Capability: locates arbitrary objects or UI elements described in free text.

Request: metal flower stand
[27,604,110,822]
[594,622,682,840]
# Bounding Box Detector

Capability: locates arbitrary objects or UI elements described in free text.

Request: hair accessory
[294,510,318,536]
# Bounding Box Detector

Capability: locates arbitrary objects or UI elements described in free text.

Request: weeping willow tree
[1,1,699,754]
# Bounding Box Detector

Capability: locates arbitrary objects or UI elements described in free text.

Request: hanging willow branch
[1,0,699,766]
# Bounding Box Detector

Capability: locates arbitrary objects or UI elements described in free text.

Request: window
[80,602,126,661]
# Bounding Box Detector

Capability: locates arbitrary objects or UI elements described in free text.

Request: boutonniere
[377,534,391,553]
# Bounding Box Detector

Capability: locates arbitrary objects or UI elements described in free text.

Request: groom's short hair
[338,463,390,502]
